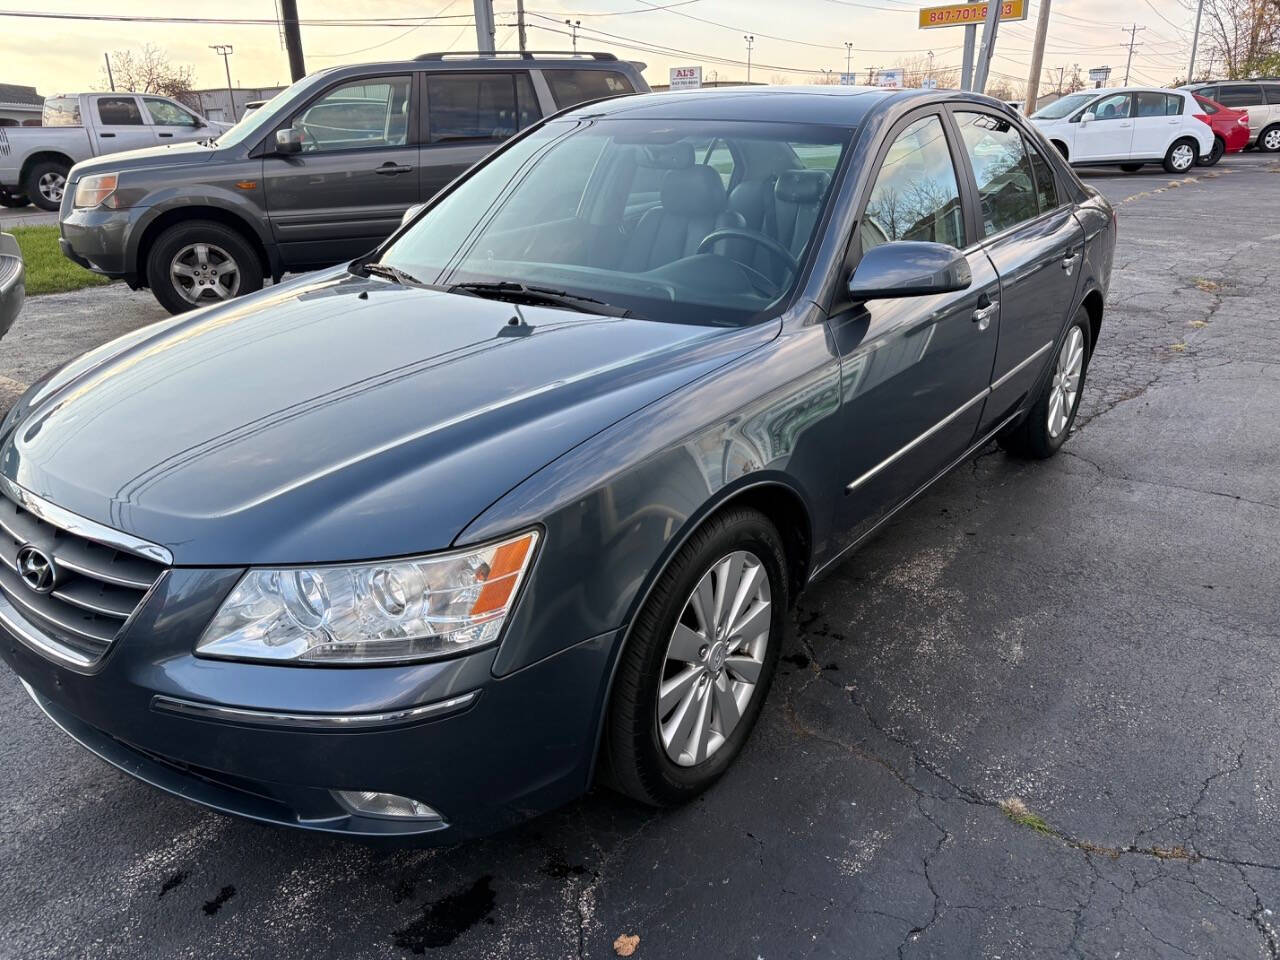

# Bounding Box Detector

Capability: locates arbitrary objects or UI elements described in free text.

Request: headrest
[776,170,830,204]
[661,165,727,217]
[637,142,695,169]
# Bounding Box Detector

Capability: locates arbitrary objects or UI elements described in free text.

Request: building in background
[0,84,42,126]
[185,86,286,124]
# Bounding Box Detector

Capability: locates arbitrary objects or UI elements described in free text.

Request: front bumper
[0,566,618,843]
[58,206,139,281]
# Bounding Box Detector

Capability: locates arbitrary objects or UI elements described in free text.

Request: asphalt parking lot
[2,151,1279,959]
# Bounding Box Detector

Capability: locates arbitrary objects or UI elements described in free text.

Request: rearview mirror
[275,127,304,155]
[400,202,428,227]
[847,241,972,302]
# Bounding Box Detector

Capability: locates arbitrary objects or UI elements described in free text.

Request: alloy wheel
[657,550,771,767]
[170,242,241,305]
[1171,143,1195,171]
[1264,128,1280,151]
[1047,326,1085,439]
[38,171,65,204]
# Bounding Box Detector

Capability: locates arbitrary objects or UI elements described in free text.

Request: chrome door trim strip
[0,475,174,566]
[990,340,1054,392]
[846,388,990,493]
[150,690,479,730]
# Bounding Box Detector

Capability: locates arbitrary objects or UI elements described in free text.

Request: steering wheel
[695,228,801,296]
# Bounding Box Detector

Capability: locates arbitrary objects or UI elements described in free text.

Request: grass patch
[9,225,113,296]
[1171,341,1188,353]
[1000,797,1054,835]
[1192,277,1220,293]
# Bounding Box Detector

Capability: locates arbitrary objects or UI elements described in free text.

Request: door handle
[158,133,174,138]
[375,163,413,175]
[100,132,115,138]
[1061,252,1078,275]
[972,297,998,331]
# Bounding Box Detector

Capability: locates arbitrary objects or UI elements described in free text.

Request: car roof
[309,52,642,82]
[552,85,1012,126]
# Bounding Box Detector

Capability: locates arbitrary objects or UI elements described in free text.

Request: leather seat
[620,165,745,272]
[727,169,831,281]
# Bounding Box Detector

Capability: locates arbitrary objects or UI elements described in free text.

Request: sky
[0,0,1203,99]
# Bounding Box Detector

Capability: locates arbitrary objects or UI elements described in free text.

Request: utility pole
[959,0,981,90]
[1024,0,1051,113]
[744,35,754,83]
[845,41,853,80]
[209,45,236,122]
[516,0,527,53]
[927,49,935,87]
[1186,0,1204,83]
[1055,65,1064,94]
[279,0,305,82]
[867,65,876,84]
[103,52,115,91]
[1122,24,1145,85]
[473,0,496,53]
[973,0,1003,93]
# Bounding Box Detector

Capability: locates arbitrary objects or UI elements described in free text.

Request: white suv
[1031,87,1215,173]
[1182,80,1280,152]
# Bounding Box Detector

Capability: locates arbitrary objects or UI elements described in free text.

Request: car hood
[0,271,772,565]
[73,140,219,178]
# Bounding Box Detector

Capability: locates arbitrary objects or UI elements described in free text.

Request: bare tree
[98,44,196,105]
[769,72,794,85]
[1063,64,1086,93]
[984,77,1027,101]
[893,53,960,89]
[1181,0,1280,78]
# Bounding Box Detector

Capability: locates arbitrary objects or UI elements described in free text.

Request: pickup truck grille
[0,487,166,664]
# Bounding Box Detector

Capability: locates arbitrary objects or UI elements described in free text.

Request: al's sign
[918,0,1027,28]
[669,66,702,90]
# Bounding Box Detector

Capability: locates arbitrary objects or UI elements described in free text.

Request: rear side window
[955,111,1039,236]
[426,73,541,144]
[1025,139,1060,212]
[702,139,736,187]
[861,114,964,252]
[96,96,143,125]
[1262,84,1280,105]
[546,69,635,109]
[1217,84,1263,108]
[42,97,81,126]
[1195,96,1220,114]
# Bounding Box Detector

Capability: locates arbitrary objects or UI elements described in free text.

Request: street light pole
[209,44,236,123]
[845,41,853,80]
[565,19,581,53]
[104,52,115,92]
[744,35,754,83]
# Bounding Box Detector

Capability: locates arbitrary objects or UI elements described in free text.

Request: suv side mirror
[847,241,972,302]
[275,127,304,155]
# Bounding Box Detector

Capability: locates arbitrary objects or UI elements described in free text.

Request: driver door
[262,74,419,269]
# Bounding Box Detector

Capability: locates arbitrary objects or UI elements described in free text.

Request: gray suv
[58,52,648,313]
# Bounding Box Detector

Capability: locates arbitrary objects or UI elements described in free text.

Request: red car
[1194,94,1251,165]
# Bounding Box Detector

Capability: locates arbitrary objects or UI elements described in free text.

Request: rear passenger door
[1131,92,1183,158]
[90,95,155,152]
[950,109,1084,434]
[419,72,542,202]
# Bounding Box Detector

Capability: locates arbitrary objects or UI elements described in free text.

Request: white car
[1030,86,1214,173]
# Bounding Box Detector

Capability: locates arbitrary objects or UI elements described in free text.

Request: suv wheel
[1163,138,1198,174]
[602,507,787,806]
[146,220,263,315]
[24,160,70,211]
[1260,125,1280,153]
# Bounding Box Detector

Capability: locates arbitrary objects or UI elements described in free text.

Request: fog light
[333,790,442,821]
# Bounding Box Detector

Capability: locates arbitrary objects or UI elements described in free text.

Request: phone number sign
[918,0,1026,28]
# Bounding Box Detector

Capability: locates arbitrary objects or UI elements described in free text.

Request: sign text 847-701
[917,0,1027,29]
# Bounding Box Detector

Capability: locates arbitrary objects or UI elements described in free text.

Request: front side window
[144,97,197,126]
[1086,93,1131,121]
[1217,84,1262,108]
[96,96,143,125]
[861,114,963,252]
[295,76,411,152]
[546,70,636,109]
[42,96,81,126]
[956,111,1039,236]
[426,73,540,143]
[380,119,851,327]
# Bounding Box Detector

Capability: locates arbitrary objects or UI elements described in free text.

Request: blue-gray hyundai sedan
[0,86,1114,842]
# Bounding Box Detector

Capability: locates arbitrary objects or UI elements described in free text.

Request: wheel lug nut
[699,645,709,659]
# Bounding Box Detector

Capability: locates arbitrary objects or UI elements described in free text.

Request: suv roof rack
[414,50,618,62]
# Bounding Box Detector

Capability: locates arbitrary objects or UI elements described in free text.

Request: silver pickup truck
[0,93,229,211]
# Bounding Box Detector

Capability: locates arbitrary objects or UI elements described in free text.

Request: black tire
[1119,162,1144,172]
[145,220,263,315]
[0,189,29,209]
[602,507,789,807]
[998,309,1092,460]
[1196,137,1226,167]
[1162,137,1198,174]
[23,159,70,211]
[1259,125,1280,153]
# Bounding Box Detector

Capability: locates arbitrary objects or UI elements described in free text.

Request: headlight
[73,173,119,208]
[196,531,538,665]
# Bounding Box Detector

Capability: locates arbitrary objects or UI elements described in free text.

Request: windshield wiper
[447,281,632,318]
[359,261,427,287]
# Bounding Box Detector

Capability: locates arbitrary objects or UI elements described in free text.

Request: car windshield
[1032,92,1099,120]
[377,117,851,326]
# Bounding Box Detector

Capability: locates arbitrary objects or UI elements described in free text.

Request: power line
[314,0,466,58]
[0,9,477,27]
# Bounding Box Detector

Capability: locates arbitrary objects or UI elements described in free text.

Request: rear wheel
[999,309,1091,460]
[23,159,70,211]
[145,220,263,314]
[602,507,787,806]
[1120,162,1144,172]
[1260,125,1280,153]
[1196,137,1226,167]
[1163,138,1198,173]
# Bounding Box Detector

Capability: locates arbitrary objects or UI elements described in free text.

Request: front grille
[0,490,166,663]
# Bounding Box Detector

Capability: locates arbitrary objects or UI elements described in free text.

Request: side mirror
[400,202,428,227]
[1079,111,1095,125]
[193,117,206,129]
[275,127,304,155]
[847,241,972,302]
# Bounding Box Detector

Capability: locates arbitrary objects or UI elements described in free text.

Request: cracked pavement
[1,152,1278,959]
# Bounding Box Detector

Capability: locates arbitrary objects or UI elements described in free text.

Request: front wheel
[145,220,263,314]
[1196,137,1226,167]
[23,159,70,211]
[999,310,1091,459]
[1163,138,1198,174]
[602,508,788,806]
